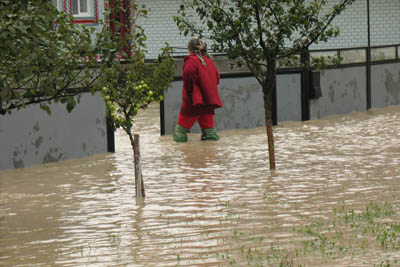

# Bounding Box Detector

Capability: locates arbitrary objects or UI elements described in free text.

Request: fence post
[133,134,145,198]
[106,115,115,153]
[366,0,372,110]
[301,48,310,121]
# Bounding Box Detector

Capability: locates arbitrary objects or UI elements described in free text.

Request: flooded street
[1,104,400,266]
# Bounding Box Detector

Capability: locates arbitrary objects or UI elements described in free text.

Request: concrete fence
[2,50,399,170]
[161,49,400,135]
[0,92,110,170]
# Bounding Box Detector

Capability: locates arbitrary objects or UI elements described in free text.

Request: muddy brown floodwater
[1,104,400,266]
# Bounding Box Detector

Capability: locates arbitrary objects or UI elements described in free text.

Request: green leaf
[40,104,51,115]
[66,102,75,113]
[0,0,133,114]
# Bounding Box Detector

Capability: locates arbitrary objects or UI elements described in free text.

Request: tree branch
[276,0,352,61]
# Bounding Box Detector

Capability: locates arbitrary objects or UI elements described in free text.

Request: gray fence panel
[276,73,302,122]
[164,80,185,134]
[214,77,265,131]
[371,62,400,108]
[164,74,301,135]
[310,66,367,119]
[164,77,265,134]
[0,92,107,170]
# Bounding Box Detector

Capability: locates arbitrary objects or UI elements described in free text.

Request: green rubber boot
[173,125,189,142]
[201,127,220,141]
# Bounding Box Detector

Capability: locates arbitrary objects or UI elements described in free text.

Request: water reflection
[1,104,400,266]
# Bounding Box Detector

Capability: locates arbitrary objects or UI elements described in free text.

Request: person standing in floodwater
[173,38,223,142]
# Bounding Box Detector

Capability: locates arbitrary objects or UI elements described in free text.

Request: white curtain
[71,0,79,14]
[71,0,88,15]
[80,0,88,13]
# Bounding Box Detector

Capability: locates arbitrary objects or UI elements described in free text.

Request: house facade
[48,0,400,58]
[51,0,103,25]
[135,0,400,58]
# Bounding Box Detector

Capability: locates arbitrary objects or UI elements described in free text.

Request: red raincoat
[179,55,223,117]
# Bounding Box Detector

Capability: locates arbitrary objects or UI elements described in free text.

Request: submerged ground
[1,104,400,266]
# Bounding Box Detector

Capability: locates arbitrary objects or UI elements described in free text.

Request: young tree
[100,3,175,197]
[174,0,354,169]
[0,0,120,115]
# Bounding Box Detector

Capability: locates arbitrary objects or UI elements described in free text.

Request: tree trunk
[263,93,276,170]
[128,132,145,198]
[263,66,277,170]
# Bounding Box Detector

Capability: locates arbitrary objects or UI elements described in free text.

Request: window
[71,0,91,17]
[62,0,98,24]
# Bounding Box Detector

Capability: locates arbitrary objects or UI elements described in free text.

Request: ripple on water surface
[1,104,400,266]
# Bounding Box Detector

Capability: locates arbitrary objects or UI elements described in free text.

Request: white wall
[0,92,108,170]
[137,0,400,59]
[371,62,400,108]
[163,73,302,135]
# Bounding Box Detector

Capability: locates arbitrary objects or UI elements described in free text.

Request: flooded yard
[1,104,400,266]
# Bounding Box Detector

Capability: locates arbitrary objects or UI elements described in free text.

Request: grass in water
[208,202,400,266]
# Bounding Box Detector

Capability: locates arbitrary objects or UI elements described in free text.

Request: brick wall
[312,0,400,49]
[310,0,368,49]
[135,0,192,59]
[136,0,400,59]
[370,0,400,46]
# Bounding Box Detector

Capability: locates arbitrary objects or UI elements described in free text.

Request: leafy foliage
[174,0,354,169]
[174,0,354,91]
[100,2,175,146]
[101,47,175,137]
[0,0,121,115]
